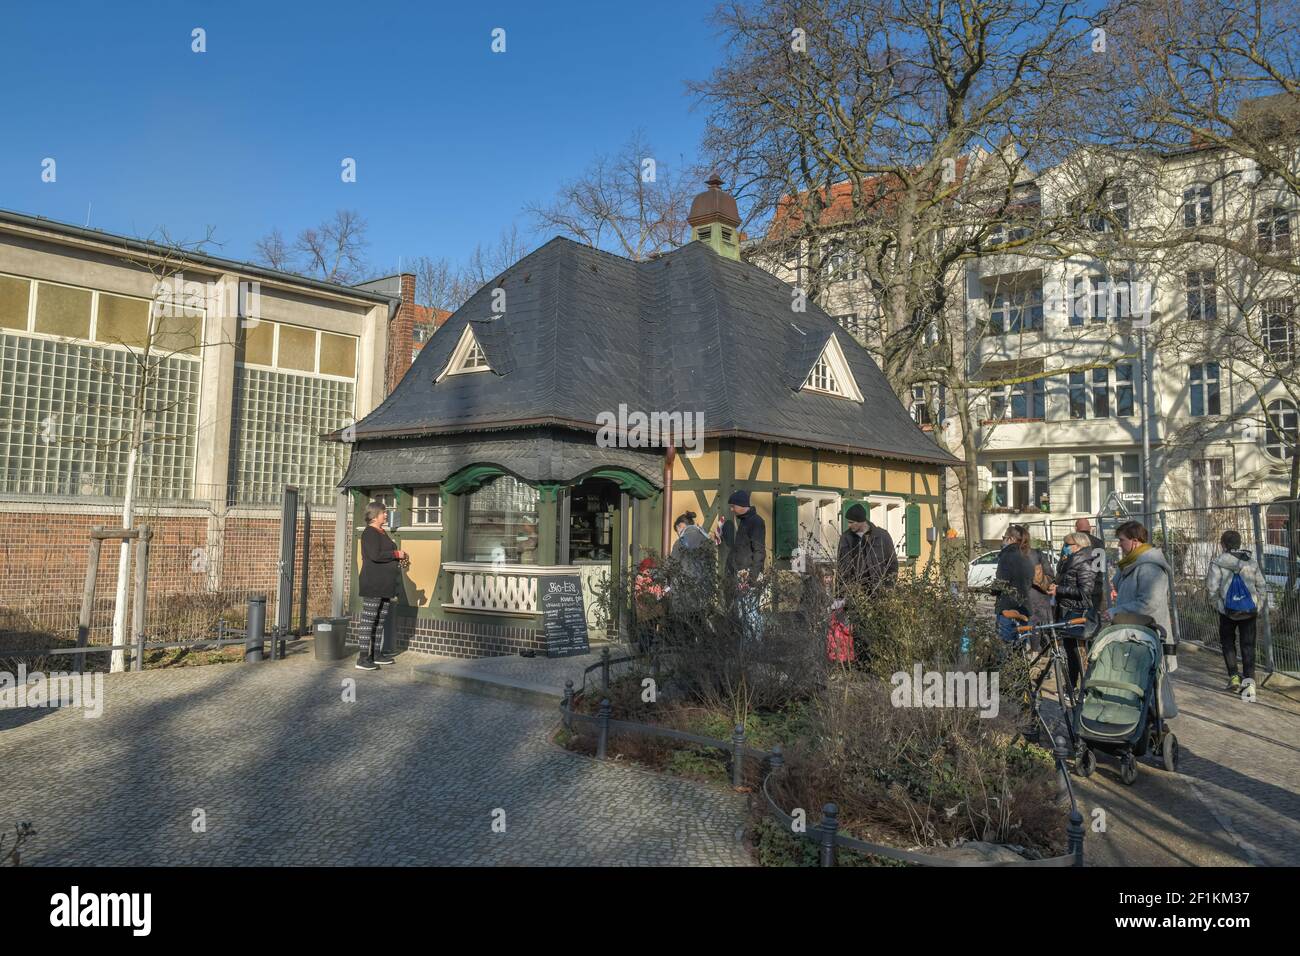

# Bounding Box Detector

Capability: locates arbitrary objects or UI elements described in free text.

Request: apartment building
[750,134,1300,547]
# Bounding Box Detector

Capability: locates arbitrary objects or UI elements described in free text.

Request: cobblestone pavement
[1058,645,1300,867]
[0,655,752,866]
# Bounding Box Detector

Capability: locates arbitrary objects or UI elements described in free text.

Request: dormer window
[808,354,838,393]
[435,325,494,381]
[799,333,864,402]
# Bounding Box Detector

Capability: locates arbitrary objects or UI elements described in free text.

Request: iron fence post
[819,803,839,868]
[131,527,150,672]
[1250,502,1277,673]
[731,724,745,788]
[1159,510,1182,644]
[596,699,611,759]
[1067,808,1085,865]
[563,680,574,731]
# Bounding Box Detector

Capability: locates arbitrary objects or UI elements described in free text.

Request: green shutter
[774,495,799,559]
[905,503,922,558]
[841,498,871,531]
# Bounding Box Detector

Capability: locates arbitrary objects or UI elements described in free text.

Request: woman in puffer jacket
[1049,531,1098,694]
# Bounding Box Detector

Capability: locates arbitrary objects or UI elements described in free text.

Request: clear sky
[0,0,719,277]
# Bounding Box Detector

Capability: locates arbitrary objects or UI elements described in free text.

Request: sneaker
[1226,674,1241,692]
[355,656,379,671]
[373,653,396,665]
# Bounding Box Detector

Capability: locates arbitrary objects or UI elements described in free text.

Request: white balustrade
[443,563,579,615]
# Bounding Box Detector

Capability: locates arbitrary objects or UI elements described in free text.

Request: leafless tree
[254,210,371,284]
[526,132,697,259]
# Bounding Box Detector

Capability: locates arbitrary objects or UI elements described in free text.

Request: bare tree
[696,0,1109,542]
[254,210,371,283]
[526,132,697,259]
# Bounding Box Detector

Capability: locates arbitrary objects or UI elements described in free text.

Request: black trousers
[1218,613,1257,682]
[359,597,392,660]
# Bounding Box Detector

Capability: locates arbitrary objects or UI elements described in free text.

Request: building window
[463,475,540,564]
[911,385,931,425]
[1182,184,1213,227]
[1186,269,1217,322]
[1191,458,1225,508]
[990,458,1049,512]
[1262,298,1295,362]
[987,286,1043,334]
[1190,362,1221,416]
[834,313,866,340]
[0,332,200,499]
[231,366,356,506]
[1074,456,1092,513]
[990,378,1045,420]
[1265,398,1298,461]
[1069,372,1088,419]
[1089,273,1135,322]
[1258,206,1292,255]
[368,489,397,527]
[822,242,857,282]
[1087,186,1129,232]
[807,354,839,393]
[412,487,443,527]
[1115,362,1134,417]
[1092,367,1110,417]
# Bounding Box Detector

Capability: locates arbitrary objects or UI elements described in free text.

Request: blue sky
[0,0,719,276]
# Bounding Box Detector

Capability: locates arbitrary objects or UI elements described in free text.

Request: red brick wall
[0,507,348,654]
[384,273,416,395]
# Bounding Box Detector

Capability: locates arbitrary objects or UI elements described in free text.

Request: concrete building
[0,208,412,647]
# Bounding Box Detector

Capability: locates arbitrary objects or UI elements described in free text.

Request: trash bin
[313,617,350,662]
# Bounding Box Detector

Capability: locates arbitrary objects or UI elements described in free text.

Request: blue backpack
[1224,571,1257,617]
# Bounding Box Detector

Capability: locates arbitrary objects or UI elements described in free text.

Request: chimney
[687,174,742,260]
[386,272,416,395]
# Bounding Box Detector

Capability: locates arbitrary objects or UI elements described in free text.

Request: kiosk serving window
[463,475,539,564]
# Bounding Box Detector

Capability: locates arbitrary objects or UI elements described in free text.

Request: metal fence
[1158,500,1300,679]
[0,483,350,667]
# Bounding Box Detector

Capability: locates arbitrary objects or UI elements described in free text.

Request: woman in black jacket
[357,500,406,671]
[992,524,1036,644]
[1049,532,1098,694]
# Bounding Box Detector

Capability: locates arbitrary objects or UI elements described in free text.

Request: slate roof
[343,236,956,468]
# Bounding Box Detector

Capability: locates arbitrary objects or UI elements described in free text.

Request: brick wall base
[349,610,543,660]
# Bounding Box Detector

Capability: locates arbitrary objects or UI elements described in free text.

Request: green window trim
[905,503,922,558]
[442,464,510,495]
[584,467,657,499]
[774,494,798,559]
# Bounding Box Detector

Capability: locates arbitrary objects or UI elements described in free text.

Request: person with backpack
[1206,530,1268,695]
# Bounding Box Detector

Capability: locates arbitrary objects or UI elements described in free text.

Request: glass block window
[230,366,356,507]
[0,332,199,498]
[412,488,442,527]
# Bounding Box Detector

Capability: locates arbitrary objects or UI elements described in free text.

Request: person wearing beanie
[714,487,766,588]
[836,502,898,594]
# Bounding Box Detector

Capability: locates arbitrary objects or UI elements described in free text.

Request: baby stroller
[1074,621,1179,785]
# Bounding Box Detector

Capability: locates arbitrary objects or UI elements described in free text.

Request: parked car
[968,550,1001,590]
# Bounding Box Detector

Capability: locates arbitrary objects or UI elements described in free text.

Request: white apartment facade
[750,140,1300,548]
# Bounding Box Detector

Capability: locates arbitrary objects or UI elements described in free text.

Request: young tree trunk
[109,400,144,672]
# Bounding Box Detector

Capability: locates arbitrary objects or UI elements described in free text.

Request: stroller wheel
[1077,746,1097,778]
[1161,733,1179,772]
[1120,754,1138,786]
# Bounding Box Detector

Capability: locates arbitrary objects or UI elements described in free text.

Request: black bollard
[819,803,840,868]
[731,724,746,789]
[245,596,266,663]
[563,680,575,731]
[596,699,611,760]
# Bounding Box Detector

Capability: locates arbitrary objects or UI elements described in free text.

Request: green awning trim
[442,464,509,494]
[586,467,658,499]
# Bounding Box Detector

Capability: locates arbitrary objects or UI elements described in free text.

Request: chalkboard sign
[540,574,590,658]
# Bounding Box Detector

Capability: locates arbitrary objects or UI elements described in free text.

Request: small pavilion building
[336,180,957,658]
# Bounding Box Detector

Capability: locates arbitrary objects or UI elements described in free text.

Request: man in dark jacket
[718,489,766,640]
[1074,517,1106,616]
[836,503,898,594]
[719,489,766,581]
